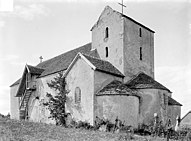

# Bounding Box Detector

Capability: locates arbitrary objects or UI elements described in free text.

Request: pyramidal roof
[125,72,171,92]
[97,80,139,97]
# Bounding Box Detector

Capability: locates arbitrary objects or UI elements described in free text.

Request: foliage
[43,72,69,126]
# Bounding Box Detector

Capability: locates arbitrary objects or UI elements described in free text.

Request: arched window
[140,47,142,60]
[105,47,108,57]
[105,27,109,38]
[75,87,81,103]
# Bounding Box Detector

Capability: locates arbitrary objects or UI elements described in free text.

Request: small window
[140,47,142,60]
[105,47,108,57]
[75,87,81,103]
[163,94,166,105]
[105,27,109,38]
[139,28,142,37]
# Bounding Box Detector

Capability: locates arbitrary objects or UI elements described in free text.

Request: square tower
[91,6,154,82]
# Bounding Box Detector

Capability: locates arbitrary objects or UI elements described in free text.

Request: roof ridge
[82,53,108,62]
[27,64,44,70]
[82,53,124,77]
[36,42,91,67]
[125,71,144,85]
[113,9,155,33]
[125,72,171,92]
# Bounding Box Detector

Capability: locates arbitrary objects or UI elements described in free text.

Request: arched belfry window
[105,47,108,58]
[105,27,109,38]
[75,87,81,103]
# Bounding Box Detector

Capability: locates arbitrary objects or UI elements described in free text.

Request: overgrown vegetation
[0,117,177,141]
[44,72,69,126]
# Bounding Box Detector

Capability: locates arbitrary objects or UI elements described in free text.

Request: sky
[0,0,190,117]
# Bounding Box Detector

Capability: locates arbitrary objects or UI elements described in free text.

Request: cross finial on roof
[118,0,126,14]
[39,56,43,63]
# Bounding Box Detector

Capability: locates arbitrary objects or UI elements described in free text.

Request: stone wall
[10,84,20,120]
[94,71,123,94]
[28,73,58,124]
[92,6,154,83]
[123,18,154,82]
[138,89,169,125]
[65,58,94,125]
[180,112,191,129]
[96,95,139,128]
[92,6,124,75]
[168,105,181,129]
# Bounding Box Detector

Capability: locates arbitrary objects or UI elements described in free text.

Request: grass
[0,117,177,141]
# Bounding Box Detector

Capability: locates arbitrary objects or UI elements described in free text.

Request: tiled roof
[181,111,191,121]
[168,96,182,106]
[88,49,100,59]
[83,54,124,77]
[36,43,92,77]
[10,65,44,87]
[10,43,92,87]
[27,65,44,75]
[10,78,21,87]
[125,72,171,92]
[97,80,139,97]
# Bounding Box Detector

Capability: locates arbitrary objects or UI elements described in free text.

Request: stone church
[10,6,182,128]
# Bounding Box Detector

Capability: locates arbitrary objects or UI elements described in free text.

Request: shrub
[43,72,69,127]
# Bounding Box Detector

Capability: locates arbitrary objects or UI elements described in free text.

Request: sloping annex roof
[125,72,171,92]
[168,96,182,106]
[64,53,124,78]
[97,80,139,98]
[83,54,124,77]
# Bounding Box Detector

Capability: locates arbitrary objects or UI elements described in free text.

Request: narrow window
[105,27,109,38]
[105,47,108,57]
[75,87,81,103]
[140,47,142,60]
[139,28,142,37]
[163,94,166,105]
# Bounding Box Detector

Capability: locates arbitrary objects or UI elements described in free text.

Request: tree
[44,72,69,126]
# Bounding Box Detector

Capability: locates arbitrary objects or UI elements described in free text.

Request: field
[0,117,179,141]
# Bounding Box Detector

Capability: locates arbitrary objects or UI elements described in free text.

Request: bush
[44,72,69,127]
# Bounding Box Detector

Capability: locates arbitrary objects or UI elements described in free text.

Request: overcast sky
[0,0,190,117]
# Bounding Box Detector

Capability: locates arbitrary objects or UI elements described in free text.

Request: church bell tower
[91,6,154,82]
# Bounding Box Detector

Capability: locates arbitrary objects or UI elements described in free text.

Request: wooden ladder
[19,90,32,120]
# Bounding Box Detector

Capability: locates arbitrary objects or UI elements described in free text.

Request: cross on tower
[39,56,43,63]
[118,0,126,14]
